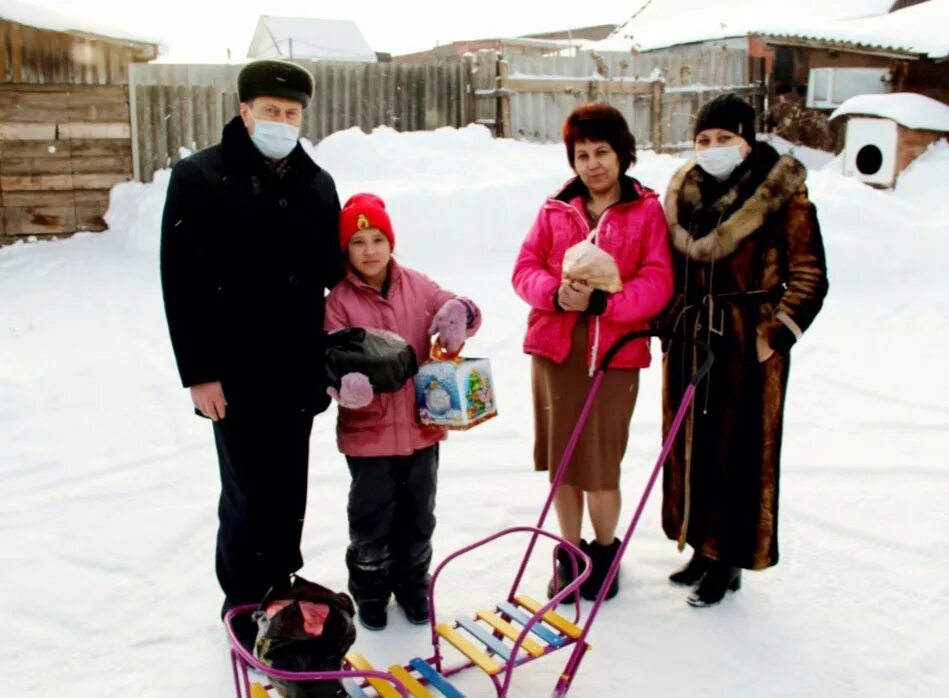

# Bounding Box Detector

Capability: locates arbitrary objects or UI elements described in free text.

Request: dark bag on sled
[324,327,418,393]
[252,575,357,698]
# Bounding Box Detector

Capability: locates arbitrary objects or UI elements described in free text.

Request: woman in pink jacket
[512,103,673,602]
[324,193,481,632]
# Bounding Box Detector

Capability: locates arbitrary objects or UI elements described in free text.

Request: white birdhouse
[831,93,949,189]
[842,117,899,187]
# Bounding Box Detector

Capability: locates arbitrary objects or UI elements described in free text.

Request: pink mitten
[429,299,469,353]
[326,372,373,409]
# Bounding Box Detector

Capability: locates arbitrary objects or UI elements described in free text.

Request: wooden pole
[497,58,512,139]
[651,79,664,153]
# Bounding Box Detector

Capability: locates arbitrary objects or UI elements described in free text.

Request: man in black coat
[160,59,344,634]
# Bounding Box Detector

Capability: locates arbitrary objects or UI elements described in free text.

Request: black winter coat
[160,116,344,414]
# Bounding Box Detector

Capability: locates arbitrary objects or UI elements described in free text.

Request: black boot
[581,538,621,601]
[547,542,588,604]
[357,599,389,630]
[396,593,431,625]
[687,562,741,607]
[669,550,712,586]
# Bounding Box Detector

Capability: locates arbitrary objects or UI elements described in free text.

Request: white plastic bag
[562,228,622,292]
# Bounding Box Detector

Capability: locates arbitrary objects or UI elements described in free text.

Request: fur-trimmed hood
[665,150,807,262]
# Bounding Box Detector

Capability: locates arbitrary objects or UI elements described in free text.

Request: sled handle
[599,329,713,386]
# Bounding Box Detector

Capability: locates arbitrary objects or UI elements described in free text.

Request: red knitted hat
[339,193,395,250]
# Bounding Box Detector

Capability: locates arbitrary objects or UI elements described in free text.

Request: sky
[9,0,645,60]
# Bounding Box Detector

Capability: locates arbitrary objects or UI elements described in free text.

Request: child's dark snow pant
[345,444,439,604]
[213,405,314,608]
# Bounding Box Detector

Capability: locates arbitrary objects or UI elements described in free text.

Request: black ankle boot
[547,542,588,604]
[581,538,621,601]
[687,562,741,607]
[669,550,712,586]
[357,599,389,630]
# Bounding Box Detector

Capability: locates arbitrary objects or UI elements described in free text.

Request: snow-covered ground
[2,126,947,698]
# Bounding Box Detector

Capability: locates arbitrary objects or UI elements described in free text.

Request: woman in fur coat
[661,94,829,607]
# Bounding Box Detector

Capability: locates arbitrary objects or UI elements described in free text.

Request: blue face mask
[697,145,744,181]
[249,118,300,160]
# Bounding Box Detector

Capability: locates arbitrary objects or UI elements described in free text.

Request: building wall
[0,21,152,245]
[0,19,156,85]
[0,84,132,245]
[897,126,946,174]
[896,59,949,104]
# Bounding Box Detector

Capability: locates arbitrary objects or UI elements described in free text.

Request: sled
[225,329,712,697]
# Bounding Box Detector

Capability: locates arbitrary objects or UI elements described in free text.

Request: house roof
[0,0,162,49]
[247,16,377,62]
[763,0,949,60]
[592,0,896,53]
[830,92,949,131]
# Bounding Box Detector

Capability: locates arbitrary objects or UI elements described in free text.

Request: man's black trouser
[344,444,439,604]
[212,405,314,607]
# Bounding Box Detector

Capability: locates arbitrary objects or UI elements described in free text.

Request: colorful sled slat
[475,610,545,657]
[435,622,503,675]
[341,678,371,698]
[250,684,270,698]
[496,601,565,648]
[409,658,466,698]
[386,664,433,697]
[512,595,583,641]
[455,617,512,660]
[345,651,403,698]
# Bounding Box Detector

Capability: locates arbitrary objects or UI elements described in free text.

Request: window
[805,67,890,109]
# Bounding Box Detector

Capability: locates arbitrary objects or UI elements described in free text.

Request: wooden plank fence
[130,60,469,182]
[0,84,132,244]
[129,51,765,183]
[490,51,766,149]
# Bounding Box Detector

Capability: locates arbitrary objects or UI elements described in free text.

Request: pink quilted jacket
[324,258,481,457]
[512,176,673,371]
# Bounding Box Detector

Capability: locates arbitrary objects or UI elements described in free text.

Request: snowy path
[1,128,946,697]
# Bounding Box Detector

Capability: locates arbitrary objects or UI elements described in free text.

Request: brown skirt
[531,318,640,492]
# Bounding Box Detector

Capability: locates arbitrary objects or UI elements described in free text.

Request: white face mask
[697,145,745,181]
[249,117,300,160]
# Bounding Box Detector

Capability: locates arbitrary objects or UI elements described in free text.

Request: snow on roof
[593,0,895,53]
[247,16,377,63]
[0,0,162,47]
[765,0,949,60]
[830,92,949,131]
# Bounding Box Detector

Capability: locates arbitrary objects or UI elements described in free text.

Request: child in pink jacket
[324,193,481,631]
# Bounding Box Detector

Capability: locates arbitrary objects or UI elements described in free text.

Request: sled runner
[225,330,712,698]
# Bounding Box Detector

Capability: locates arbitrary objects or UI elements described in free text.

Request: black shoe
[357,600,388,630]
[687,563,741,607]
[397,596,431,625]
[581,538,621,601]
[547,542,588,604]
[669,551,712,586]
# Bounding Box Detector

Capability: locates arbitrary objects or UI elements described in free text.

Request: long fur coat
[660,142,829,570]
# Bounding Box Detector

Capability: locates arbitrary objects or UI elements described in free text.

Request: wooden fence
[0,84,132,244]
[129,51,765,183]
[484,51,766,148]
[130,61,470,182]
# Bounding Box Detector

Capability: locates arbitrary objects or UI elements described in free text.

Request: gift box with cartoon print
[414,354,497,430]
